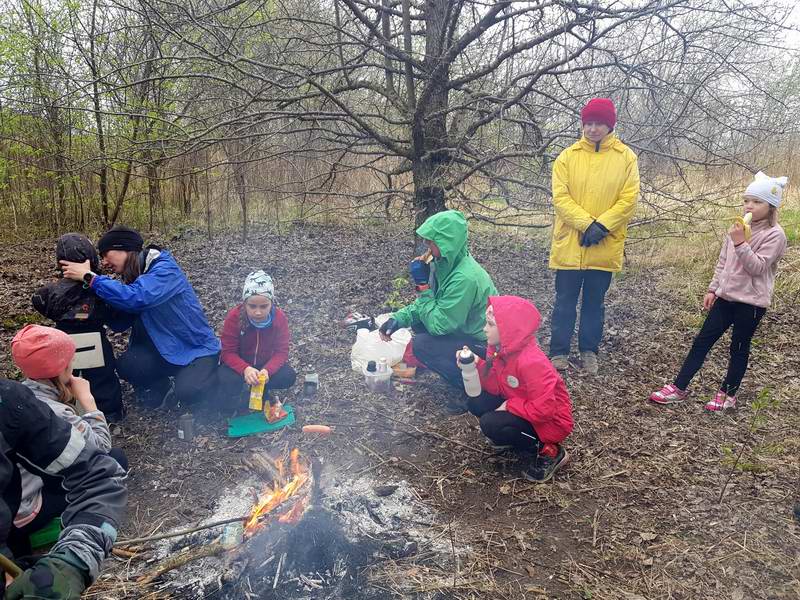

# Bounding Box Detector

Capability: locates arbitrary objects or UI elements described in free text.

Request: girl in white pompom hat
[649,172,788,411]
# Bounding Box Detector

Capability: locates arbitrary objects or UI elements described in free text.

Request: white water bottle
[458,346,482,397]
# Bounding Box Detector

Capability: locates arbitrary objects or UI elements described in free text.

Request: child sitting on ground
[649,172,788,411]
[32,233,125,421]
[466,296,573,483]
[217,271,297,412]
[9,324,128,557]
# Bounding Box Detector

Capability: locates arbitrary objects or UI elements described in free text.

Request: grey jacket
[0,379,126,590]
[15,379,112,526]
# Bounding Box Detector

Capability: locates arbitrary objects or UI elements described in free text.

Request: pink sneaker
[649,383,689,404]
[704,391,736,412]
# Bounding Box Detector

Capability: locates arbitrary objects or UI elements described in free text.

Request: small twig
[592,509,599,548]
[117,515,248,547]
[273,552,285,589]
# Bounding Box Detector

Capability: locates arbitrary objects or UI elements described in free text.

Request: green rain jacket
[392,210,497,340]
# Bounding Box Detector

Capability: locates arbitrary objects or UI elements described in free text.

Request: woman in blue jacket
[60,227,220,409]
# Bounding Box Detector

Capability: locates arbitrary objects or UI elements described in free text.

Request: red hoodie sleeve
[476,351,501,396]
[261,309,290,376]
[220,306,250,375]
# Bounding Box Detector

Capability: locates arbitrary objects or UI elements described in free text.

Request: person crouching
[217,271,296,412]
[467,296,573,482]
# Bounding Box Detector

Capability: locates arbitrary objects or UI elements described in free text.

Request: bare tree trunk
[233,163,248,241]
[88,0,110,226]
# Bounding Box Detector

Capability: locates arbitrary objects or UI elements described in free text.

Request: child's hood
[488,295,541,353]
[56,233,99,272]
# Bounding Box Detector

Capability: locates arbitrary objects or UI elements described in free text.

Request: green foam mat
[227,404,295,437]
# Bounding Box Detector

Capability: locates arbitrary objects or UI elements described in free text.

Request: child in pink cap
[9,324,127,556]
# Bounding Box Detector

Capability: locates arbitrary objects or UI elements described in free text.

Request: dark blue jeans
[549,269,613,357]
[411,325,486,390]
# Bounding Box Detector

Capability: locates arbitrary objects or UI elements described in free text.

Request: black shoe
[523,446,569,483]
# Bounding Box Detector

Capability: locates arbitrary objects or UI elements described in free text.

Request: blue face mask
[249,305,275,329]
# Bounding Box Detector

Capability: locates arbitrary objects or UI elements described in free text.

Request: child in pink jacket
[650,172,788,411]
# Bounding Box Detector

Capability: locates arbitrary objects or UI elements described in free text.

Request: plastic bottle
[364,359,392,395]
[458,346,482,397]
[249,373,267,411]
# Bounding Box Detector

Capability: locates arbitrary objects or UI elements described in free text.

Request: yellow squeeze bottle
[249,373,267,411]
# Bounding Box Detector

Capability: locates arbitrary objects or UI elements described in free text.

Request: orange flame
[244,449,309,534]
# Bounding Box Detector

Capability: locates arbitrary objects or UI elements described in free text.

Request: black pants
[116,322,219,408]
[57,323,123,418]
[550,269,613,356]
[675,298,766,396]
[468,392,540,450]
[7,448,127,557]
[216,363,297,412]
[411,325,486,390]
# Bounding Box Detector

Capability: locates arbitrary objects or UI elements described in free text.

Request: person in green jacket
[379,210,497,412]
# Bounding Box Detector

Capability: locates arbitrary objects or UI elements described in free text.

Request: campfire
[113,449,467,599]
[243,448,310,533]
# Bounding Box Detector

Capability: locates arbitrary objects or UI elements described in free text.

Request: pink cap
[11,324,75,379]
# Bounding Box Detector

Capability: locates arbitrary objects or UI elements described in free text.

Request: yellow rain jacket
[549,134,640,272]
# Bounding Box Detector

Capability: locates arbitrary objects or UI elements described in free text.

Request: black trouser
[116,321,219,408]
[216,363,298,412]
[57,323,123,418]
[7,448,127,557]
[467,392,540,451]
[675,298,766,396]
[550,269,613,356]
[411,325,486,390]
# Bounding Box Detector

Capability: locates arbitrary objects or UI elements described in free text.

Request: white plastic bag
[350,313,412,372]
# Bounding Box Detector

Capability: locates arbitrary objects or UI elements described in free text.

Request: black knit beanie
[56,233,100,271]
[97,226,144,255]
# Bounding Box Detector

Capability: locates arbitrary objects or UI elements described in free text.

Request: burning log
[242,453,285,486]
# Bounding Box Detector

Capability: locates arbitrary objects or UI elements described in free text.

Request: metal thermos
[177,413,195,442]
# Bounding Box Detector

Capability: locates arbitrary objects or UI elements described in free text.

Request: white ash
[322,476,470,558]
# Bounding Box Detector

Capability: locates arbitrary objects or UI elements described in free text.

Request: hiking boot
[550,355,569,371]
[580,351,598,375]
[523,446,569,483]
[704,391,736,412]
[649,383,690,405]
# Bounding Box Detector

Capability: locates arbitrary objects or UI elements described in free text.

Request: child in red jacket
[217,271,296,412]
[467,296,573,482]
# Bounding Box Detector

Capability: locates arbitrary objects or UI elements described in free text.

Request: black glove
[379,318,400,337]
[5,554,88,600]
[580,221,609,247]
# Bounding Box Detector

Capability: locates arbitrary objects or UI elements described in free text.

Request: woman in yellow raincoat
[548,98,640,374]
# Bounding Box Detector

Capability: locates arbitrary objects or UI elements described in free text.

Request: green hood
[416,210,468,281]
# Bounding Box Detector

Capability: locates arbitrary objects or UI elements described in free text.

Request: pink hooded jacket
[709,219,786,308]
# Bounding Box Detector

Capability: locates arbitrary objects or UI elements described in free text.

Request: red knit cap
[11,324,75,379]
[581,98,616,130]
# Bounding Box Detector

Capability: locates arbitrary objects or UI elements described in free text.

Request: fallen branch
[117,515,247,547]
[137,540,227,584]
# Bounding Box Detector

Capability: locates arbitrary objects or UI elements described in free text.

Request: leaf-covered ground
[1,224,798,599]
